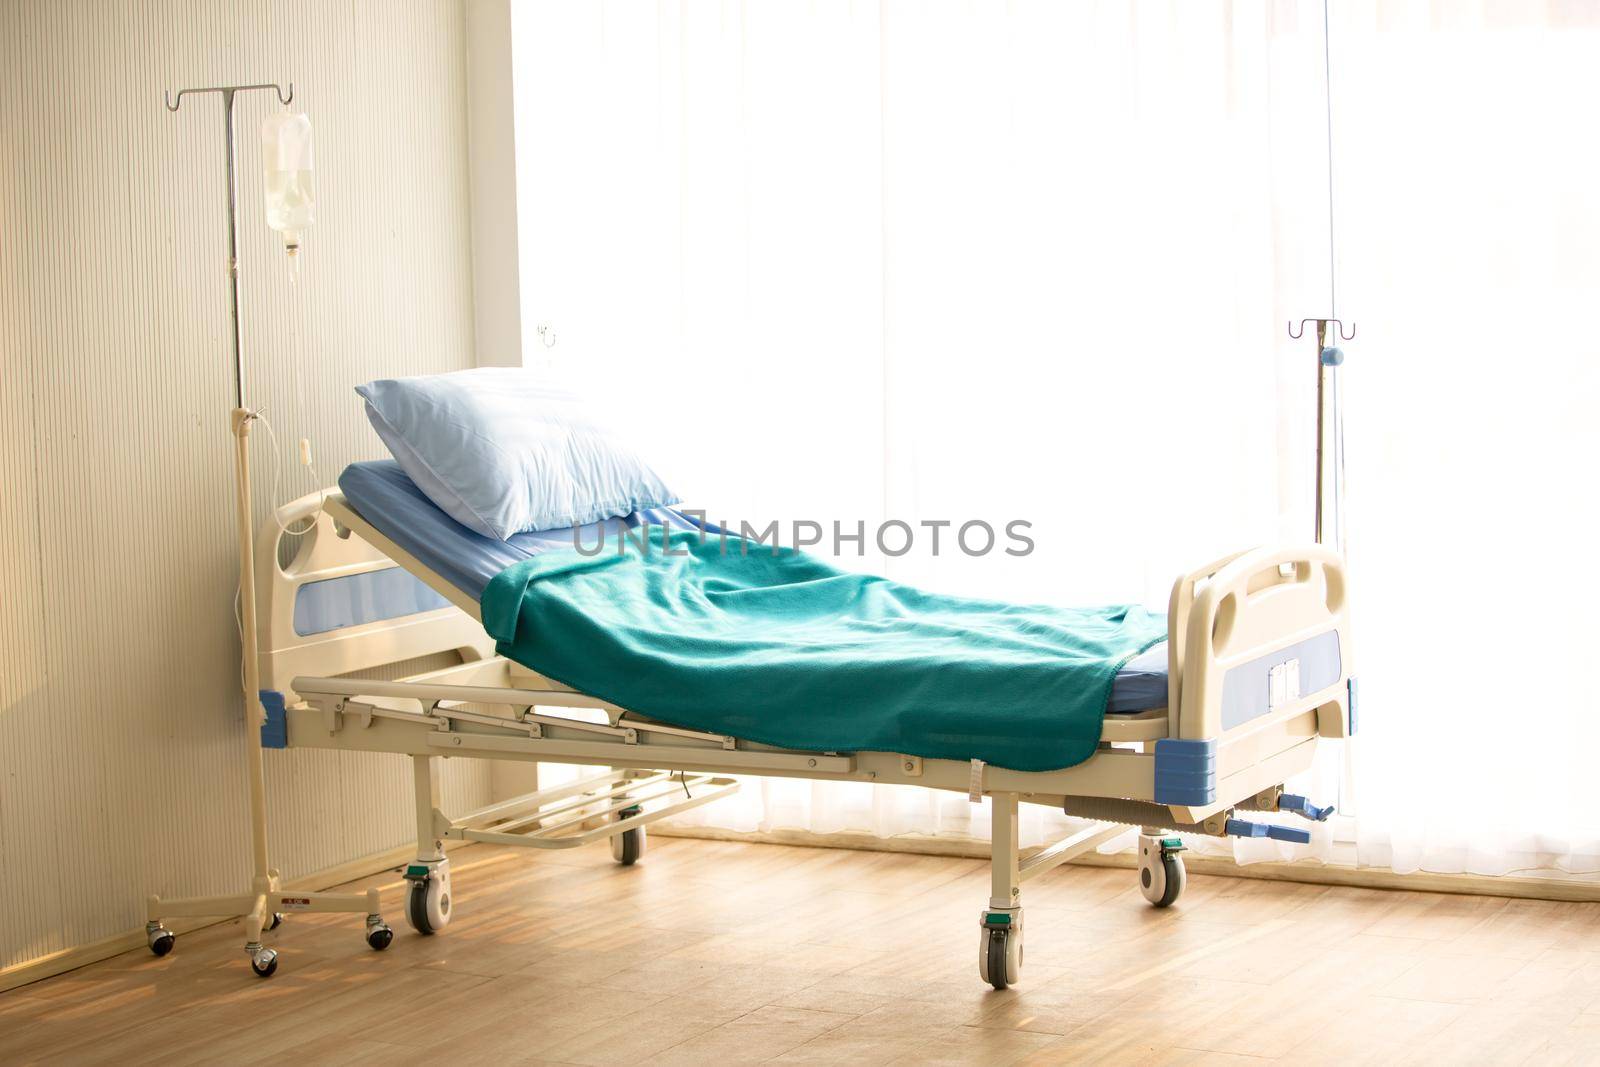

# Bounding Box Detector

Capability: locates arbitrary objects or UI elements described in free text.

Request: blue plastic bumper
[259,689,288,749]
[1153,738,1217,806]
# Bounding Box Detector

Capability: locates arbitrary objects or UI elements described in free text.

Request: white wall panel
[0,0,488,971]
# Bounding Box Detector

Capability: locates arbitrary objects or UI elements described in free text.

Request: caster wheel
[979,925,1021,990]
[1139,844,1186,909]
[250,948,278,978]
[266,912,284,931]
[407,883,433,935]
[611,807,645,866]
[366,922,394,951]
[405,870,451,935]
[611,824,645,866]
[146,924,175,957]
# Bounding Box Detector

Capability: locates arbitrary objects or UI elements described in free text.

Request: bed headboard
[255,490,494,700]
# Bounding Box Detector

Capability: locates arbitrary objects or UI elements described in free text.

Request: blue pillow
[356,368,679,541]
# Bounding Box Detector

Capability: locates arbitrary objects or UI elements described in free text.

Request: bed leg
[403,755,452,936]
[979,792,1023,990]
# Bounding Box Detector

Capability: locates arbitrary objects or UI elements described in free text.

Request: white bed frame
[147,492,1353,988]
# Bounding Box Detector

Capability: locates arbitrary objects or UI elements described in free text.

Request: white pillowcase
[356,368,678,541]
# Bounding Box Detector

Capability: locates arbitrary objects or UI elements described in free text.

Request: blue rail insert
[1153,738,1217,806]
[259,689,288,749]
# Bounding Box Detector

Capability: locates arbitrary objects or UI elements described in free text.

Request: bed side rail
[1171,543,1351,742]
[256,490,494,700]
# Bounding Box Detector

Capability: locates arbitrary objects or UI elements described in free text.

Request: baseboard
[650,824,1600,903]
[0,840,448,995]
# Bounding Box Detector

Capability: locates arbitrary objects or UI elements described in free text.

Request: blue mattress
[337,460,1170,714]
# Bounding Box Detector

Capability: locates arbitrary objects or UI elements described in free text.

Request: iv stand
[146,82,390,979]
[1289,316,1354,552]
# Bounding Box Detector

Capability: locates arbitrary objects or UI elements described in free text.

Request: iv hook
[164,82,294,113]
[1288,318,1355,342]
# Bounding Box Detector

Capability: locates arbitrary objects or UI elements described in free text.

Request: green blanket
[481,527,1166,772]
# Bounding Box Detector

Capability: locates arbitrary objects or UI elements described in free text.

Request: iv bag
[261,112,314,252]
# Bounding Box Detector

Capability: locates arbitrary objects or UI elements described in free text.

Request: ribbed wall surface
[0,0,489,971]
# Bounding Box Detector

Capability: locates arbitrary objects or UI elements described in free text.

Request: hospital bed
[150,460,1353,989]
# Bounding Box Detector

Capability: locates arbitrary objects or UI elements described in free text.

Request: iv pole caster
[247,942,278,978]
[145,921,175,957]
[365,914,394,951]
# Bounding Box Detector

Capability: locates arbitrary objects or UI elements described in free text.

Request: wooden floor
[3,837,1600,1065]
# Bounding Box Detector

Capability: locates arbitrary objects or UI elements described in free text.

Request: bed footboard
[1158,543,1352,824]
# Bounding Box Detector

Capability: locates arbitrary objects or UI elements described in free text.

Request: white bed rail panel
[1174,543,1351,744]
[256,491,494,700]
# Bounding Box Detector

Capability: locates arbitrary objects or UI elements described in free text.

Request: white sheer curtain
[510,1,1600,873]
[1333,4,1600,876]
